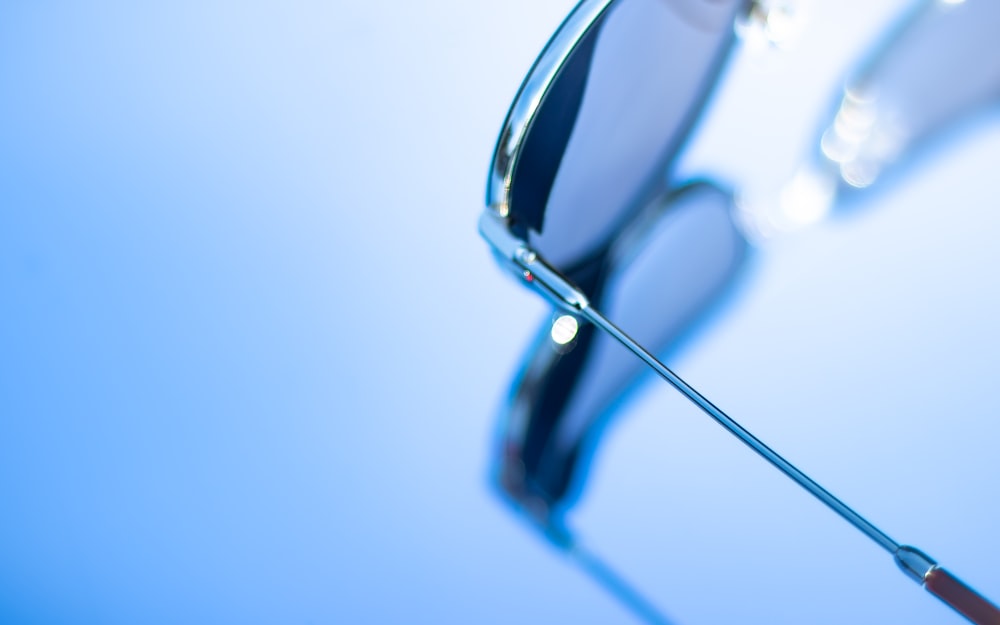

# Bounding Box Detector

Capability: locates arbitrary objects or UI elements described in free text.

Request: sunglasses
[478,0,1000,623]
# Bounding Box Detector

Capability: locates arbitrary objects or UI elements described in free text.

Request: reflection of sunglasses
[478,1,1000,623]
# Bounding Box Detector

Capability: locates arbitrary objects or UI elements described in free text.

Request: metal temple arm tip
[924,567,1000,625]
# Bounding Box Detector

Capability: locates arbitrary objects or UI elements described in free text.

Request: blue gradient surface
[1,1,998,624]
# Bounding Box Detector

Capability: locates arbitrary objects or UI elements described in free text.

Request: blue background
[2,1,998,623]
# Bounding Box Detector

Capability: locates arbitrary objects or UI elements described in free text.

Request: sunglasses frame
[478,1,1000,623]
[485,0,615,220]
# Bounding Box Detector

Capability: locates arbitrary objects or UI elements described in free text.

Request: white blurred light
[763,2,805,47]
[840,160,880,188]
[734,165,835,242]
[550,315,579,345]
[821,89,878,164]
[737,0,807,51]
[816,86,910,189]
[777,167,835,226]
[821,127,858,163]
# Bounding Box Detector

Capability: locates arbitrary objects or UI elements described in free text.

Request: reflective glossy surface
[487,0,745,269]
[486,0,614,217]
[818,0,1000,192]
[481,0,1000,622]
[496,183,745,518]
[740,0,1000,238]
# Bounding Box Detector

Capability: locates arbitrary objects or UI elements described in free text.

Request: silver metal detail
[485,0,616,210]
[479,209,591,313]
[477,209,526,261]
[512,247,590,312]
[576,302,902,555]
[895,545,939,584]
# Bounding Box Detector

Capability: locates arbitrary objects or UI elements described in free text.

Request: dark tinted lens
[498,182,746,516]
[509,12,603,242]
[509,0,741,272]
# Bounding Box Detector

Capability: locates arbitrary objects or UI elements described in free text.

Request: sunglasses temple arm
[509,244,1000,624]
[925,567,1000,625]
[577,301,897,546]
[582,303,1000,624]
